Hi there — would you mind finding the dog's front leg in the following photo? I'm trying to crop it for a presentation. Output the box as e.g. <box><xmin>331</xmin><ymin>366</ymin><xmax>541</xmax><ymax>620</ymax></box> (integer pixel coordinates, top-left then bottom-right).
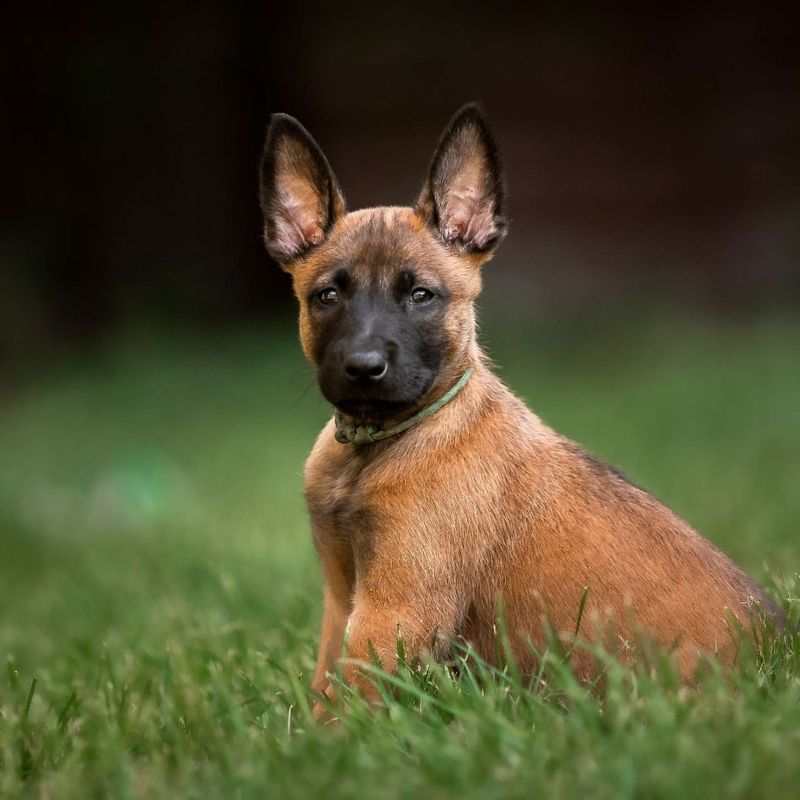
<box><xmin>311</xmin><ymin>584</ymin><xmax>350</xmax><ymax>694</ymax></box>
<box><xmin>311</xmin><ymin>539</ymin><xmax>354</xmax><ymax>695</ymax></box>
<box><xmin>339</xmin><ymin>587</ymin><xmax>462</xmax><ymax>705</ymax></box>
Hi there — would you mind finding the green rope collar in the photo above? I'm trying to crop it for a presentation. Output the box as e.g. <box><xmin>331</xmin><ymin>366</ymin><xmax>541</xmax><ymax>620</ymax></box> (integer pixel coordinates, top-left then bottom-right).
<box><xmin>334</xmin><ymin>367</ymin><xmax>474</xmax><ymax>445</ymax></box>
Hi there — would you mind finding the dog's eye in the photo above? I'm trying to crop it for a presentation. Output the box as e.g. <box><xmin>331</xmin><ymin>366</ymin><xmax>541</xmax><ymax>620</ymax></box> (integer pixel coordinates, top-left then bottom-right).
<box><xmin>410</xmin><ymin>287</ymin><xmax>435</xmax><ymax>304</ymax></box>
<box><xmin>317</xmin><ymin>287</ymin><xmax>339</xmax><ymax>306</ymax></box>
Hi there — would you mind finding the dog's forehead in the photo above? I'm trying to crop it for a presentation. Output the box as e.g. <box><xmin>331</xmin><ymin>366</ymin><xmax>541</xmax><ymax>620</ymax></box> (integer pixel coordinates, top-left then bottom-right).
<box><xmin>331</xmin><ymin>207</ymin><xmax>437</xmax><ymax>276</ymax></box>
<box><xmin>303</xmin><ymin>207</ymin><xmax>448</xmax><ymax>284</ymax></box>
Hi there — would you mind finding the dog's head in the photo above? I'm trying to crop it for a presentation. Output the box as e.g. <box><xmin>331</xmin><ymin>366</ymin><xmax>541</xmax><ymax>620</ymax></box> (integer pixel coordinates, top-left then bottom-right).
<box><xmin>259</xmin><ymin>104</ymin><xmax>506</xmax><ymax>425</ymax></box>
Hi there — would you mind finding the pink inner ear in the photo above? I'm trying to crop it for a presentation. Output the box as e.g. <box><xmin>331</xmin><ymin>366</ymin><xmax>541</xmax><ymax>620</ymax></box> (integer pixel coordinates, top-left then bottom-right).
<box><xmin>464</xmin><ymin>204</ymin><xmax>499</xmax><ymax>249</ymax></box>
<box><xmin>271</xmin><ymin>175</ymin><xmax>325</xmax><ymax>258</ymax></box>
<box><xmin>439</xmin><ymin>145</ymin><xmax>498</xmax><ymax>248</ymax></box>
<box><xmin>440</xmin><ymin>171</ymin><xmax>498</xmax><ymax>249</ymax></box>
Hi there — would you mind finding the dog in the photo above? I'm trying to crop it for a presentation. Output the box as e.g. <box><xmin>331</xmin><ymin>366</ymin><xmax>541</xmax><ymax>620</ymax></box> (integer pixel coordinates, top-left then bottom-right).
<box><xmin>259</xmin><ymin>103</ymin><xmax>781</xmax><ymax>709</ymax></box>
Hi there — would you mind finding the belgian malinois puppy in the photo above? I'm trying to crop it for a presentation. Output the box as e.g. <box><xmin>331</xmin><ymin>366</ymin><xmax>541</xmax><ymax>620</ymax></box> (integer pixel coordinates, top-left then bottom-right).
<box><xmin>259</xmin><ymin>104</ymin><xmax>780</xmax><ymax>708</ymax></box>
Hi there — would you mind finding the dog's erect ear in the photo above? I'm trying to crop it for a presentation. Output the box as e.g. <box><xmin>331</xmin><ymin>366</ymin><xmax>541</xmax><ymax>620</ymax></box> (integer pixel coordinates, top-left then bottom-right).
<box><xmin>259</xmin><ymin>114</ymin><xmax>345</xmax><ymax>266</ymax></box>
<box><xmin>416</xmin><ymin>103</ymin><xmax>507</xmax><ymax>254</ymax></box>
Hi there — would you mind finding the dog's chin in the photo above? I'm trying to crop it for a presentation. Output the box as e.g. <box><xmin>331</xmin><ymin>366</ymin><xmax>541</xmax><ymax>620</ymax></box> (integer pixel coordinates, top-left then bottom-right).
<box><xmin>332</xmin><ymin>397</ymin><xmax>417</xmax><ymax>425</ymax></box>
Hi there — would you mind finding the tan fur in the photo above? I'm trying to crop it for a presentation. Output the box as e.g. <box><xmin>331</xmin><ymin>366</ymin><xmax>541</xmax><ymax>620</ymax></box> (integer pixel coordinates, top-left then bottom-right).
<box><xmin>286</xmin><ymin>207</ymin><xmax>774</xmax><ymax>711</ymax></box>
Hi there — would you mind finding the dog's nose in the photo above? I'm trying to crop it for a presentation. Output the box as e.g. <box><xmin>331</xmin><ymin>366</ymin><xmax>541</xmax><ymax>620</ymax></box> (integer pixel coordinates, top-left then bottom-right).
<box><xmin>344</xmin><ymin>350</ymin><xmax>388</xmax><ymax>384</ymax></box>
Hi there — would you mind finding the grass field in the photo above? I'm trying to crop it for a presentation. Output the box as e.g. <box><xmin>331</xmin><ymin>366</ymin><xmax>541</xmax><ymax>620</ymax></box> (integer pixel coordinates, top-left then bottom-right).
<box><xmin>1</xmin><ymin>310</ymin><xmax>799</xmax><ymax>798</ymax></box>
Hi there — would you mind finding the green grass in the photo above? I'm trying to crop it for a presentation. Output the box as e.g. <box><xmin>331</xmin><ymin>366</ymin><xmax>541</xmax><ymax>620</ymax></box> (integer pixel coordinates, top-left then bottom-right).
<box><xmin>1</xmin><ymin>310</ymin><xmax>799</xmax><ymax>798</ymax></box>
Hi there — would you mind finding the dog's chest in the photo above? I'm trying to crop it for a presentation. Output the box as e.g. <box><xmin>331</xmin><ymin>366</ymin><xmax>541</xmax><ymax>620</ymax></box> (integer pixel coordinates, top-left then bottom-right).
<box><xmin>304</xmin><ymin>450</ymin><xmax>379</xmax><ymax>559</ymax></box>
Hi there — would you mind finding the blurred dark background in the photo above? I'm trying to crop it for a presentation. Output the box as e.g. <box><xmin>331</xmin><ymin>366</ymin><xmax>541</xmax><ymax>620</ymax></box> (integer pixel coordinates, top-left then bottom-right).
<box><xmin>2</xmin><ymin>1</ymin><xmax>799</xmax><ymax>358</ymax></box>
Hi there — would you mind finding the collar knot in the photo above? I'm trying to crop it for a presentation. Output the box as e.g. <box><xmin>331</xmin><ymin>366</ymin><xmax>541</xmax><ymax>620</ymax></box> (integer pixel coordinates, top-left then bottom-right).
<box><xmin>333</xmin><ymin>367</ymin><xmax>474</xmax><ymax>446</ymax></box>
<box><xmin>334</xmin><ymin>422</ymin><xmax>381</xmax><ymax>445</ymax></box>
